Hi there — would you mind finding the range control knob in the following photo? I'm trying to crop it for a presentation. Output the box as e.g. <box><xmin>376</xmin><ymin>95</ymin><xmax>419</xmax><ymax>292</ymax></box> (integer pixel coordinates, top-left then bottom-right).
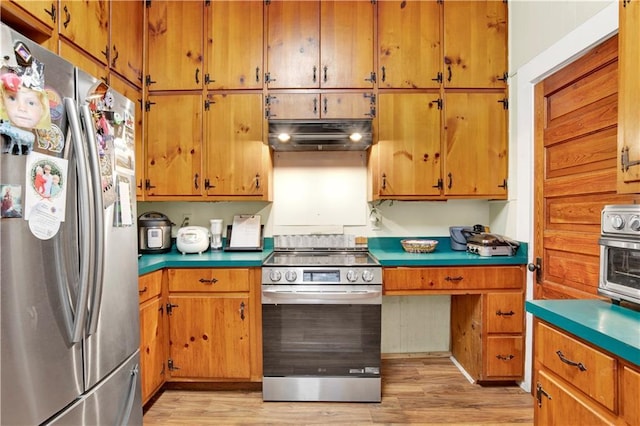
<box><xmin>362</xmin><ymin>270</ymin><xmax>375</xmax><ymax>282</ymax></box>
<box><xmin>268</xmin><ymin>270</ymin><xmax>282</xmax><ymax>282</ymax></box>
<box><xmin>285</xmin><ymin>270</ymin><xmax>297</xmax><ymax>282</ymax></box>
<box><xmin>610</xmin><ymin>214</ymin><xmax>625</xmax><ymax>230</ymax></box>
<box><xmin>630</xmin><ymin>215</ymin><xmax>640</xmax><ymax>232</ymax></box>
<box><xmin>346</xmin><ymin>270</ymin><xmax>359</xmax><ymax>282</ymax></box>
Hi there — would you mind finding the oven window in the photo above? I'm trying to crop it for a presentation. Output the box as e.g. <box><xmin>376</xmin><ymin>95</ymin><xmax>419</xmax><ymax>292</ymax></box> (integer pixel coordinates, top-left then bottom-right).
<box><xmin>262</xmin><ymin>304</ymin><xmax>381</xmax><ymax>377</ymax></box>
<box><xmin>606</xmin><ymin>247</ymin><xmax>640</xmax><ymax>291</ymax></box>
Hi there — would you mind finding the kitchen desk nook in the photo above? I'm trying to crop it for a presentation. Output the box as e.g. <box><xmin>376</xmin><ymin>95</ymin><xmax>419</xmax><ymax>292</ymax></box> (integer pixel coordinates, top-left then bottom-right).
<box><xmin>137</xmin><ymin>236</ymin><xmax>529</xmax><ymax>405</ymax></box>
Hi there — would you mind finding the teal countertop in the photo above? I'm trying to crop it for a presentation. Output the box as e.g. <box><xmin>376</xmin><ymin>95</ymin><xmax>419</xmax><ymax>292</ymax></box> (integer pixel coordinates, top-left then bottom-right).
<box><xmin>138</xmin><ymin>237</ymin><xmax>527</xmax><ymax>274</ymax></box>
<box><xmin>526</xmin><ymin>299</ymin><xmax>640</xmax><ymax>366</ymax></box>
<box><xmin>368</xmin><ymin>237</ymin><xmax>528</xmax><ymax>266</ymax></box>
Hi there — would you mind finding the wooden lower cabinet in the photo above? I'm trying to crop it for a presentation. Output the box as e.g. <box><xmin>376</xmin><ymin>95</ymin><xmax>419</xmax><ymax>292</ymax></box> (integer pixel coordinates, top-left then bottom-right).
<box><xmin>384</xmin><ymin>265</ymin><xmax>526</xmax><ymax>383</ymax></box>
<box><xmin>532</xmin><ymin>319</ymin><xmax>640</xmax><ymax>425</ymax></box>
<box><xmin>139</xmin><ymin>270</ymin><xmax>165</xmax><ymax>405</ymax></box>
<box><xmin>166</xmin><ymin>268</ymin><xmax>262</xmax><ymax>382</ymax></box>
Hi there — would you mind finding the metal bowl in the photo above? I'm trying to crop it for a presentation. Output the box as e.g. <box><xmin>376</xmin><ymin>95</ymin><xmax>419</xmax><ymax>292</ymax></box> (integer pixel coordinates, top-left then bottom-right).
<box><xmin>400</xmin><ymin>239</ymin><xmax>438</xmax><ymax>253</ymax></box>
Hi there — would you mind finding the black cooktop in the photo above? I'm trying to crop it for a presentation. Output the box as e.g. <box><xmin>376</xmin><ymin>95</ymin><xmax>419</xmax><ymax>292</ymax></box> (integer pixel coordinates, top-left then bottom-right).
<box><xmin>263</xmin><ymin>251</ymin><xmax>379</xmax><ymax>267</ymax></box>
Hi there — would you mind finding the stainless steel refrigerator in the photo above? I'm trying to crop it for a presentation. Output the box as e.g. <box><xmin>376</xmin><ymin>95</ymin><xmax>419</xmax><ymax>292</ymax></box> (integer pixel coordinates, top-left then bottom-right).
<box><xmin>1</xmin><ymin>23</ymin><xmax>142</xmax><ymax>425</ymax></box>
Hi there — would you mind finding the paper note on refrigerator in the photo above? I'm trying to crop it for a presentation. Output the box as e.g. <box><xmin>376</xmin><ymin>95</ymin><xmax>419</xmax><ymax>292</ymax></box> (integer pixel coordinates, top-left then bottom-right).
<box><xmin>229</xmin><ymin>215</ymin><xmax>261</xmax><ymax>248</ymax></box>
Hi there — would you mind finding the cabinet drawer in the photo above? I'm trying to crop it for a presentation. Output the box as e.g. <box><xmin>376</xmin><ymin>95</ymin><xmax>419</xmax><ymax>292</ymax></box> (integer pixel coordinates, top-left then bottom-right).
<box><xmin>486</xmin><ymin>336</ymin><xmax>524</xmax><ymax>378</ymax></box>
<box><xmin>384</xmin><ymin>266</ymin><xmax>524</xmax><ymax>292</ymax></box>
<box><xmin>535</xmin><ymin>321</ymin><xmax>616</xmax><ymax>412</ymax></box>
<box><xmin>168</xmin><ymin>268</ymin><xmax>250</xmax><ymax>292</ymax></box>
<box><xmin>485</xmin><ymin>292</ymin><xmax>524</xmax><ymax>333</ymax></box>
<box><xmin>139</xmin><ymin>270</ymin><xmax>163</xmax><ymax>303</ymax></box>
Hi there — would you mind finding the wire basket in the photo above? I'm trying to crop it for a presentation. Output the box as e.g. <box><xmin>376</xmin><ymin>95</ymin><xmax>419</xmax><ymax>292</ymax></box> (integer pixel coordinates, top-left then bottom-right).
<box><xmin>400</xmin><ymin>239</ymin><xmax>438</xmax><ymax>253</ymax></box>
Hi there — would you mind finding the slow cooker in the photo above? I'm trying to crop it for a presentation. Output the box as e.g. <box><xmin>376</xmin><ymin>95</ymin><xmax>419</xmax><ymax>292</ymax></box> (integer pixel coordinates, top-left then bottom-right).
<box><xmin>138</xmin><ymin>211</ymin><xmax>172</xmax><ymax>254</ymax></box>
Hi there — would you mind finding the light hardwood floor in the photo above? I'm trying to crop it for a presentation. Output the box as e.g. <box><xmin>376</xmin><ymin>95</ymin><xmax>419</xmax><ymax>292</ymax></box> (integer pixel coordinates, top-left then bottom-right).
<box><xmin>143</xmin><ymin>356</ymin><xmax>533</xmax><ymax>425</ymax></box>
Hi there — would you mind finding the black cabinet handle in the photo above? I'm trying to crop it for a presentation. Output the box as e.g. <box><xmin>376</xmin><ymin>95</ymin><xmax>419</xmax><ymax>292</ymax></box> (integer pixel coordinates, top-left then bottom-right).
<box><xmin>444</xmin><ymin>276</ymin><xmax>463</xmax><ymax>282</ymax></box>
<box><xmin>556</xmin><ymin>350</ymin><xmax>587</xmax><ymax>371</ymax></box>
<box><xmin>194</xmin><ymin>173</ymin><xmax>199</xmax><ymax>190</ymax></box>
<box><xmin>381</xmin><ymin>66</ymin><xmax>386</xmax><ymax>83</ymax></box>
<box><xmin>312</xmin><ymin>66</ymin><xmax>317</xmax><ymax>83</ymax></box>
<box><xmin>138</xmin><ymin>286</ymin><xmax>147</xmax><ymax>295</ymax></box>
<box><xmin>63</xmin><ymin>5</ymin><xmax>70</xmax><ymax>28</ymax></box>
<box><xmin>239</xmin><ymin>302</ymin><xmax>245</xmax><ymax>320</ymax></box>
<box><xmin>195</xmin><ymin>68</ymin><xmax>200</xmax><ymax>84</ymax></box>
<box><xmin>199</xmin><ymin>278</ymin><xmax>219</xmax><ymax>284</ymax></box>
<box><xmin>44</xmin><ymin>3</ymin><xmax>56</xmax><ymax>23</ymax></box>
<box><xmin>496</xmin><ymin>354</ymin><xmax>515</xmax><ymax>361</ymax></box>
<box><xmin>447</xmin><ymin>65</ymin><xmax>452</xmax><ymax>82</ymax></box>
<box><xmin>323</xmin><ymin>66</ymin><xmax>328</xmax><ymax>83</ymax></box>
<box><xmin>496</xmin><ymin>310</ymin><xmax>515</xmax><ymax>316</ymax></box>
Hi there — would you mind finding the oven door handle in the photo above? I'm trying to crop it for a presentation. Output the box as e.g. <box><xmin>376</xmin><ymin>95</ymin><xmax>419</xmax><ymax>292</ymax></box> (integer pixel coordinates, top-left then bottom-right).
<box><xmin>599</xmin><ymin>236</ymin><xmax>640</xmax><ymax>250</ymax></box>
<box><xmin>262</xmin><ymin>288</ymin><xmax>382</xmax><ymax>304</ymax></box>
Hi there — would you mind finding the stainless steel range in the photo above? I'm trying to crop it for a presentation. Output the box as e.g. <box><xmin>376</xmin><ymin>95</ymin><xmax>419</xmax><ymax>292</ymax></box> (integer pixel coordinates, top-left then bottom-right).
<box><xmin>599</xmin><ymin>205</ymin><xmax>640</xmax><ymax>305</ymax></box>
<box><xmin>261</xmin><ymin>236</ymin><xmax>382</xmax><ymax>402</ymax></box>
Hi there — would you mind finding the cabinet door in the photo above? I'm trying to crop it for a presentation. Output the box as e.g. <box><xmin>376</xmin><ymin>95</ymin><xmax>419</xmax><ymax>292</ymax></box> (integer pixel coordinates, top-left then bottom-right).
<box><xmin>59</xmin><ymin>40</ymin><xmax>108</xmax><ymax>83</ymax></box>
<box><xmin>267</xmin><ymin>92</ymin><xmax>374</xmax><ymax>119</ymax></box>
<box><xmin>147</xmin><ymin>0</ymin><xmax>204</xmax><ymax>91</ymax></box>
<box><xmin>617</xmin><ymin>0</ymin><xmax>640</xmax><ymax>193</ymax></box>
<box><xmin>443</xmin><ymin>0</ymin><xmax>507</xmax><ymax>89</ymax></box>
<box><xmin>535</xmin><ymin>370</ymin><xmax>617</xmax><ymax>426</ymax></box>
<box><xmin>139</xmin><ymin>297</ymin><xmax>165</xmax><ymax>404</ymax></box>
<box><xmin>320</xmin><ymin>0</ymin><xmax>374</xmax><ymax>89</ymax></box>
<box><xmin>322</xmin><ymin>92</ymin><xmax>375</xmax><ymax>119</ymax></box>
<box><xmin>377</xmin><ymin>93</ymin><xmax>442</xmax><ymax>197</ymax></box>
<box><xmin>168</xmin><ymin>295</ymin><xmax>251</xmax><ymax>379</ymax></box>
<box><xmin>267</xmin><ymin>93</ymin><xmax>319</xmax><ymax>119</ymax></box>
<box><xmin>8</xmin><ymin>0</ymin><xmax>57</xmax><ymax>30</ymax></box>
<box><xmin>378</xmin><ymin>0</ymin><xmax>441</xmax><ymax>89</ymax></box>
<box><xmin>59</xmin><ymin>0</ymin><xmax>109</xmax><ymax>65</ymax></box>
<box><xmin>205</xmin><ymin>93</ymin><xmax>265</xmax><ymax>197</ymax></box>
<box><xmin>485</xmin><ymin>336</ymin><xmax>523</xmax><ymax>378</ymax></box>
<box><xmin>108</xmin><ymin>74</ymin><xmax>144</xmax><ymax>199</ymax></box>
<box><xmin>443</xmin><ymin>92</ymin><xmax>507</xmax><ymax>198</ymax></box>
<box><xmin>145</xmin><ymin>93</ymin><xmax>203</xmax><ymax>197</ymax></box>
<box><xmin>621</xmin><ymin>364</ymin><xmax>640</xmax><ymax>425</ymax></box>
<box><xmin>484</xmin><ymin>292</ymin><xmax>523</xmax><ymax>334</ymax></box>
<box><xmin>266</xmin><ymin>0</ymin><xmax>319</xmax><ymax>89</ymax></box>
<box><xmin>207</xmin><ymin>0</ymin><xmax>263</xmax><ymax>90</ymax></box>
<box><xmin>110</xmin><ymin>0</ymin><xmax>143</xmax><ymax>87</ymax></box>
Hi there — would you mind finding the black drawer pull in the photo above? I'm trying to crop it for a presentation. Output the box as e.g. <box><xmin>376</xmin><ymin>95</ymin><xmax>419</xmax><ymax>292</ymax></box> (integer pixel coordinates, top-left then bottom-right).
<box><xmin>556</xmin><ymin>350</ymin><xmax>587</xmax><ymax>371</ymax></box>
<box><xmin>199</xmin><ymin>278</ymin><xmax>219</xmax><ymax>285</ymax></box>
<box><xmin>496</xmin><ymin>354</ymin><xmax>514</xmax><ymax>361</ymax></box>
<box><xmin>138</xmin><ymin>286</ymin><xmax>148</xmax><ymax>295</ymax></box>
<box><xmin>496</xmin><ymin>310</ymin><xmax>515</xmax><ymax>316</ymax></box>
<box><xmin>444</xmin><ymin>276</ymin><xmax>463</xmax><ymax>282</ymax></box>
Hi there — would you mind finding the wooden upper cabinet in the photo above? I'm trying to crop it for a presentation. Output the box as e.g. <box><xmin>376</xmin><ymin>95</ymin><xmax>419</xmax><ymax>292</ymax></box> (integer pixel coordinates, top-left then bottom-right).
<box><xmin>320</xmin><ymin>0</ymin><xmax>375</xmax><ymax>89</ymax></box>
<box><xmin>266</xmin><ymin>0</ymin><xmax>319</xmax><ymax>88</ymax></box>
<box><xmin>377</xmin><ymin>93</ymin><xmax>442</xmax><ymax>198</ymax></box>
<box><xmin>6</xmin><ymin>1</ymin><xmax>57</xmax><ymax>32</ymax></box>
<box><xmin>110</xmin><ymin>0</ymin><xmax>144</xmax><ymax>88</ymax></box>
<box><xmin>145</xmin><ymin>93</ymin><xmax>203</xmax><ymax>197</ymax></box>
<box><xmin>617</xmin><ymin>0</ymin><xmax>640</xmax><ymax>193</ymax></box>
<box><xmin>267</xmin><ymin>92</ymin><xmax>374</xmax><ymax>119</ymax></box>
<box><xmin>443</xmin><ymin>92</ymin><xmax>508</xmax><ymax>198</ymax></box>
<box><xmin>147</xmin><ymin>0</ymin><xmax>204</xmax><ymax>91</ymax></box>
<box><xmin>266</xmin><ymin>0</ymin><xmax>374</xmax><ymax>89</ymax></box>
<box><xmin>443</xmin><ymin>0</ymin><xmax>507</xmax><ymax>89</ymax></box>
<box><xmin>204</xmin><ymin>93</ymin><xmax>266</xmax><ymax>197</ymax></box>
<box><xmin>378</xmin><ymin>0</ymin><xmax>441</xmax><ymax>89</ymax></box>
<box><xmin>207</xmin><ymin>0</ymin><xmax>263</xmax><ymax>90</ymax></box>
<box><xmin>58</xmin><ymin>0</ymin><xmax>109</xmax><ymax>65</ymax></box>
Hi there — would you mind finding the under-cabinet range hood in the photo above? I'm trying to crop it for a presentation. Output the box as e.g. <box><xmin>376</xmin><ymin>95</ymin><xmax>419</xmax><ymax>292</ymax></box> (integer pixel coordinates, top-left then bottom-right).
<box><xmin>268</xmin><ymin>119</ymin><xmax>373</xmax><ymax>151</ymax></box>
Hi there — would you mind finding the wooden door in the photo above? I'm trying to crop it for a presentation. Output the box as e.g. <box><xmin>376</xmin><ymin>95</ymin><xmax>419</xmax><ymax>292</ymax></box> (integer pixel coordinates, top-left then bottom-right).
<box><xmin>205</xmin><ymin>93</ymin><xmax>265</xmax><ymax>197</ymax></box>
<box><xmin>146</xmin><ymin>93</ymin><xmax>203</xmax><ymax>197</ymax></box>
<box><xmin>617</xmin><ymin>0</ymin><xmax>640</xmax><ymax>193</ymax></box>
<box><xmin>168</xmin><ymin>295</ymin><xmax>251</xmax><ymax>379</ymax></box>
<box><xmin>378</xmin><ymin>0</ymin><xmax>441</xmax><ymax>89</ymax></box>
<box><xmin>59</xmin><ymin>0</ymin><xmax>109</xmax><ymax>65</ymax></box>
<box><xmin>443</xmin><ymin>0</ymin><xmax>507</xmax><ymax>89</ymax></box>
<box><xmin>443</xmin><ymin>92</ymin><xmax>507</xmax><ymax>198</ymax></box>
<box><xmin>320</xmin><ymin>0</ymin><xmax>374</xmax><ymax>89</ymax></box>
<box><xmin>207</xmin><ymin>0</ymin><xmax>263</xmax><ymax>90</ymax></box>
<box><xmin>139</xmin><ymin>297</ymin><xmax>165</xmax><ymax>404</ymax></box>
<box><xmin>377</xmin><ymin>93</ymin><xmax>441</xmax><ymax>198</ymax></box>
<box><xmin>110</xmin><ymin>0</ymin><xmax>143</xmax><ymax>87</ymax></box>
<box><xmin>147</xmin><ymin>0</ymin><xmax>204</xmax><ymax>91</ymax></box>
<box><xmin>266</xmin><ymin>0</ymin><xmax>319</xmax><ymax>89</ymax></box>
<box><xmin>532</xmin><ymin>34</ymin><xmax>639</xmax><ymax>300</ymax></box>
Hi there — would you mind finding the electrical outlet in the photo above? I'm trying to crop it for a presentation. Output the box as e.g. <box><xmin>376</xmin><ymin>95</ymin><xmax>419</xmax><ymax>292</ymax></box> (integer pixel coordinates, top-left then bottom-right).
<box><xmin>181</xmin><ymin>214</ymin><xmax>190</xmax><ymax>227</ymax></box>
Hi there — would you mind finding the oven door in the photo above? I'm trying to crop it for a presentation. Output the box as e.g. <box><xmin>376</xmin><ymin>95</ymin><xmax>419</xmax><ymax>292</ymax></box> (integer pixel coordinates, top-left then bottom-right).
<box><xmin>599</xmin><ymin>237</ymin><xmax>640</xmax><ymax>305</ymax></box>
<box><xmin>261</xmin><ymin>285</ymin><xmax>381</xmax><ymax>378</ymax></box>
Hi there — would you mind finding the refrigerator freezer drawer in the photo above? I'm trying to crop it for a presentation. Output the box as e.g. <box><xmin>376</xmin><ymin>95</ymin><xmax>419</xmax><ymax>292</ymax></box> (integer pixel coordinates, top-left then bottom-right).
<box><xmin>45</xmin><ymin>350</ymin><xmax>143</xmax><ymax>425</ymax></box>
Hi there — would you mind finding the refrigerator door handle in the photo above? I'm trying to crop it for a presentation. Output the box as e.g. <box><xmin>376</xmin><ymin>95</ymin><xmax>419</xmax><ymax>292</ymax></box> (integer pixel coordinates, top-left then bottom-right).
<box><xmin>80</xmin><ymin>104</ymin><xmax>106</xmax><ymax>335</ymax></box>
<box><xmin>63</xmin><ymin>97</ymin><xmax>93</xmax><ymax>343</ymax></box>
<box><xmin>116</xmin><ymin>363</ymin><xmax>140</xmax><ymax>426</ymax></box>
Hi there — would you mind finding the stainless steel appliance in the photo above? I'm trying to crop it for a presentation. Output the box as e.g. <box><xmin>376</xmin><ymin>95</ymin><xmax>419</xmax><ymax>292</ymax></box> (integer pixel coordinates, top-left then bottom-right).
<box><xmin>1</xmin><ymin>24</ymin><xmax>142</xmax><ymax>425</ymax></box>
<box><xmin>466</xmin><ymin>233</ymin><xmax>521</xmax><ymax>257</ymax></box>
<box><xmin>261</xmin><ymin>238</ymin><xmax>382</xmax><ymax>402</ymax></box>
<box><xmin>138</xmin><ymin>211</ymin><xmax>172</xmax><ymax>253</ymax></box>
<box><xmin>268</xmin><ymin>119</ymin><xmax>373</xmax><ymax>151</ymax></box>
<box><xmin>598</xmin><ymin>204</ymin><xmax>640</xmax><ymax>305</ymax></box>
